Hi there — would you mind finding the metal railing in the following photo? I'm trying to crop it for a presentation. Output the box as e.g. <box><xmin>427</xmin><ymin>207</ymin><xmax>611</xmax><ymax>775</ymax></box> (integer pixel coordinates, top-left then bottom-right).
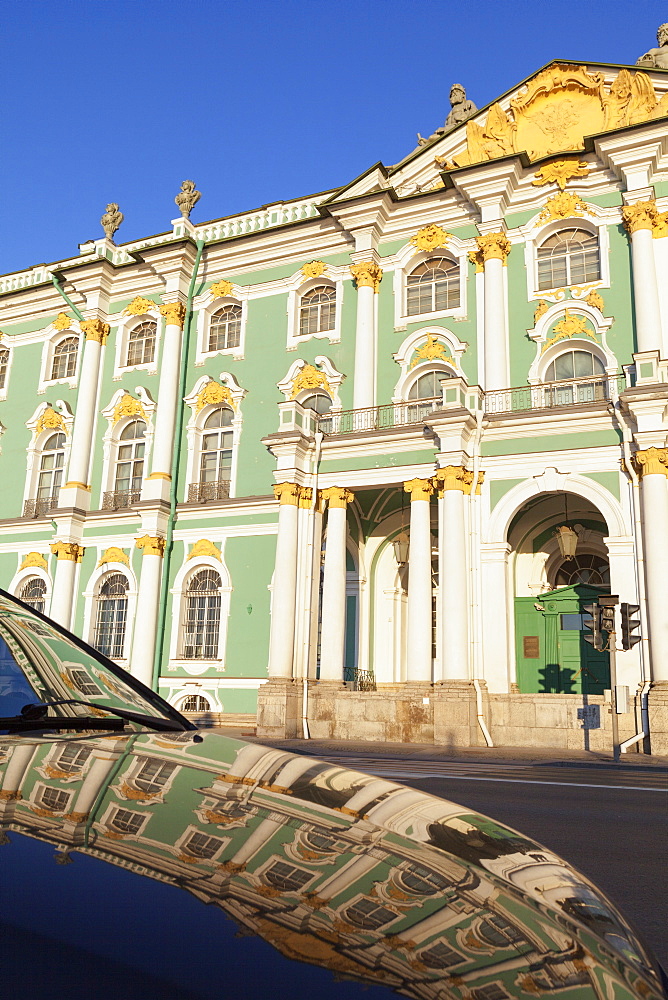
<box><xmin>484</xmin><ymin>374</ymin><xmax>626</xmax><ymax>416</ymax></box>
<box><xmin>187</xmin><ymin>479</ymin><xmax>231</xmax><ymax>503</ymax></box>
<box><xmin>23</xmin><ymin>496</ymin><xmax>60</xmax><ymax>518</ymax></box>
<box><xmin>317</xmin><ymin>398</ymin><xmax>442</xmax><ymax>435</ymax></box>
<box><xmin>343</xmin><ymin>667</ymin><xmax>377</xmax><ymax>692</ymax></box>
<box><xmin>102</xmin><ymin>489</ymin><xmax>141</xmax><ymax>511</ymax></box>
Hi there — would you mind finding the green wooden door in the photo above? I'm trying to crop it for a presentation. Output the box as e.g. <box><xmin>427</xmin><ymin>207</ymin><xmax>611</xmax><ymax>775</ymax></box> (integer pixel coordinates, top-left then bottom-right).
<box><xmin>515</xmin><ymin>584</ymin><xmax>609</xmax><ymax>694</ymax></box>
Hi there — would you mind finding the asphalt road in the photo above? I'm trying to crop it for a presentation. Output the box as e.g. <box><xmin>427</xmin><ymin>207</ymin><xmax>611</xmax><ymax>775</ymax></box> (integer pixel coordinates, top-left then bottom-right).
<box><xmin>306</xmin><ymin>754</ymin><xmax>668</xmax><ymax>972</ymax></box>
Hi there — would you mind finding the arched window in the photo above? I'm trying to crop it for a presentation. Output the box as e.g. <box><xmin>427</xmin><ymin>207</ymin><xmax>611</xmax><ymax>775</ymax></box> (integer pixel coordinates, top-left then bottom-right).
<box><xmin>299</xmin><ymin>286</ymin><xmax>336</xmax><ymax>336</ymax></box>
<box><xmin>196</xmin><ymin>407</ymin><xmax>233</xmax><ymax>501</ymax></box>
<box><xmin>180</xmin><ymin>693</ymin><xmax>210</xmax><ymax>713</ymax></box>
<box><xmin>554</xmin><ymin>554</ymin><xmax>610</xmax><ymax>588</ymax></box>
<box><xmin>36</xmin><ymin>432</ymin><xmax>66</xmax><ymax>503</ymax></box>
<box><xmin>93</xmin><ymin>573</ymin><xmax>129</xmax><ymax>659</ymax></box>
<box><xmin>406</xmin><ymin>368</ymin><xmax>454</xmax><ymax>420</ymax></box>
<box><xmin>345</xmin><ymin>899</ymin><xmax>396</xmax><ymax>930</ymax></box>
<box><xmin>209</xmin><ymin>305</ymin><xmax>242</xmax><ymax>352</ymax></box>
<box><xmin>301</xmin><ymin>392</ymin><xmax>332</xmax><ymax>415</ymax></box>
<box><xmin>125</xmin><ymin>322</ymin><xmax>156</xmax><ymax>367</ymax></box>
<box><xmin>543</xmin><ymin>349</ymin><xmax>606</xmax><ymax>405</ymax></box>
<box><xmin>114</xmin><ymin>420</ymin><xmax>146</xmax><ymax>501</ymax></box>
<box><xmin>18</xmin><ymin>577</ymin><xmax>47</xmax><ymax>613</ymax></box>
<box><xmin>396</xmin><ymin>864</ymin><xmax>451</xmax><ymax>895</ymax></box>
<box><xmin>51</xmin><ymin>337</ymin><xmax>79</xmax><ymax>380</ymax></box>
<box><xmin>181</xmin><ymin>569</ymin><xmax>222</xmax><ymax>659</ymax></box>
<box><xmin>544</xmin><ymin>349</ymin><xmax>605</xmax><ymax>382</ymax></box>
<box><xmin>407</xmin><ymin>259</ymin><xmax>460</xmax><ymax>315</ymax></box>
<box><xmin>0</xmin><ymin>348</ymin><xmax>9</xmax><ymax>389</ymax></box>
<box><xmin>537</xmin><ymin>229</ymin><xmax>600</xmax><ymax>291</ymax></box>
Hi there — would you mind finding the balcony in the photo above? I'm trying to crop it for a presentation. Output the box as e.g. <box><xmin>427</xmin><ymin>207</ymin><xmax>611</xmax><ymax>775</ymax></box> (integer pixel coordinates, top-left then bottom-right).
<box><xmin>102</xmin><ymin>489</ymin><xmax>141</xmax><ymax>511</ymax></box>
<box><xmin>23</xmin><ymin>496</ymin><xmax>59</xmax><ymax>518</ymax></box>
<box><xmin>317</xmin><ymin>397</ymin><xmax>443</xmax><ymax>436</ymax></box>
<box><xmin>484</xmin><ymin>374</ymin><xmax>626</xmax><ymax>416</ymax></box>
<box><xmin>187</xmin><ymin>479</ymin><xmax>231</xmax><ymax>503</ymax></box>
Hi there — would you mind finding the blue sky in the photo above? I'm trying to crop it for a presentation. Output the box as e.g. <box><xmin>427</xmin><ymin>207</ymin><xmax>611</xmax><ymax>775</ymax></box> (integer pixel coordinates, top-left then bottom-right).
<box><xmin>0</xmin><ymin>0</ymin><xmax>665</xmax><ymax>275</ymax></box>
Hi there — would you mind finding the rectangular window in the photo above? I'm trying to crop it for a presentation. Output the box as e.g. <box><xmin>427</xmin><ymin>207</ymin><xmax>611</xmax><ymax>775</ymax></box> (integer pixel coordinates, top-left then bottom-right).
<box><xmin>40</xmin><ymin>787</ymin><xmax>70</xmax><ymax>812</ymax></box>
<box><xmin>111</xmin><ymin>808</ymin><xmax>145</xmax><ymax>835</ymax></box>
<box><xmin>183</xmin><ymin>831</ymin><xmax>224</xmax><ymax>859</ymax></box>
<box><xmin>134</xmin><ymin>758</ymin><xmax>176</xmax><ymax>794</ymax></box>
<box><xmin>56</xmin><ymin>744</ymin><xmax>92</xmax><ymax>773</ymax></box>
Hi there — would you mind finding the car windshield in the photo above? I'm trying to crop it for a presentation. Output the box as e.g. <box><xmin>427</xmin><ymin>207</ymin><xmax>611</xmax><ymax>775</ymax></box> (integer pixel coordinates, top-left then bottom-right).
<box><xmin>0</xmin><ymin>591</ymin><xmax>178</xmax><ymax>729</ymax></box>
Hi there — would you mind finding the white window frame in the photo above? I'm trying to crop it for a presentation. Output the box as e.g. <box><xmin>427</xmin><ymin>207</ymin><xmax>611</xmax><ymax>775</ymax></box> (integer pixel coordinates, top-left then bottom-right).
<box><xmin>10</xmin><ymin>566</ymin><xmax>52</xmax><ymax>616</ymax></box>
<box><xmin>174</xmin><ymin>825</ymin><xmax>228</xmax><ymax>862</ymax></box>
<box><xmin>526</xmin><ymin>300</ymin><xmax>616</xmax><ymax>385</ymax></box>
<box><xmin>30</xmin><ymin>782</ymin><xmax>73</xmax><ymax>815</ymax></box>
<box><xmin>168</xmin><ymin>555</ymin><xmax>232</xmax><ymax>674</ymax></box>
<box><xmin>194</xmin><ymin>290</ymin><xmax>248</xmax><ymax>363</ymax></box>
<box><xmin>100</xmin><ymin>804</ymin><xmax>150</xmax><ymax>838</ymax></box>
<box><xmin>287</xmin><ymin>276</ymin><xmax>343</xmax><ymax>349</ymax></box>
<box><xmin>523</xmin><ymin>214</ymin><xmax>611</xmax><ymax>302</ymax></box>
<box><xmin>38</xmin><ymin>325</ymin><xmax>83</xmax><ymax>392</ymax></box>
<box><xmin>98</xmin><ymin>388</ymin><xmax>156</xmax><ymax>508</ymax></box>
<box><xmin>23</xmin><ymin>403</ymin><xmax>75</xmax><ymax>511</ymax></box>
<box><xmin>112</xmin><ymin>308</ymin><xmax>162</xmax><ymax>378</ymax></box>
<box><xmin>0</xmin><ymin>342</ymin><xmax>12</xmax><ymax>400</ymax></box>
<box><xmin>184</xmin><ymin>375</ymin><xmax>245</xmax><ymax>501</ymax></box>
<box><xmin>392</xmin><ymin>242</ymin><xmax>468</xmax><ymax>329</ymax></box>
<box><xmin>83</xmin><ymin>564</ymin><xmax>138</xmax><ymax>668</ymax></box>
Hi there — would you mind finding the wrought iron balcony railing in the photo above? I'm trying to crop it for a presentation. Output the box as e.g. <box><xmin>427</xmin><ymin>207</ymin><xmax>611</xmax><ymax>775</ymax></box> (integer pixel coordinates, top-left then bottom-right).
<box><xmin>317</xmin><ymin>398</ymin><xmax>442</xmax><ymax>435</ymax></box>
<box><xmin>102</xmin><ymin>489</ymin><xmax>141</xmax><ymax>511</ymax></box>
<box><xmin>23</xmin><ymin>496</ymin><xmax>60</xmax><ymax>518</ymax></box>
<box><xmin>187</xmin><ymin>479</ymin><xmax>231</xmax><ymax>503</ymax></box>
<box><xmin>343</xmin><ymin>666</ymin><xmax>377</xmax><ymax>692</ymax></box>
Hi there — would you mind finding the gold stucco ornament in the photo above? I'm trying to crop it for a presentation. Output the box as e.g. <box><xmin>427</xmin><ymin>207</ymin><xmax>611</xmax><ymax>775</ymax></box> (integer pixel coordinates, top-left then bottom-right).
<box><xmin>160</xmin><ymin>302</ymin><xmax>186</xmax><ymax>328</ymax></box>
<box><xmin>196</xmin><ymin>380</ymin><xmax>235</xmax><ymax>411</ymax></box>
<box><xmin>210</xmin><ymin>279</ymin><xmax>234</xmax><ymax>299</ymax></box>
<box><xmin>533</xmin><ymin>300</ymin><xmax>549</xmax><ymax>323</ymax></box>
<box><xmin>321</xmin><ymin>487</ymin><xmax>354</xmax><ymax>509</ymax></box>
<box><xmin>542</xmin><ymin>310</ymin><xmax>597</xmax><ymax>352</ymax></box>
<box><xmin>654</xmin><ymin>211</ymin><xmax>668</xmax><ymax>238</ymax></box>
<box><xmin>135</xmin><ymin>535</ymin><xmax>166</xmax><ymax>558</ymax></box>
<box><xmin>349</xmin><ymin>261</ymin><xmax>383</xmax><ymax>292</ymax></box>
<box><xmin>633</xmin><ymin>447</ymin><xmax>668</xmax><ymax>479</ymax></box>
<box><xmin>409</xmin><ymin>335</ymin><xmax>455</xmax><ymax>369</ymax></box>
<box><xmin>290</xmin><ymin>363</ymin><xmax>332</xmax><ymax>399</ymax></box>
<box><xmin>53</xmin><ymin>312</ymin><xmax>73</xmax><ymax>331</ymax></box>
<box><xmin>80</xmin><ymin>318</ymin><xmax>110</xmax><ymax>344</ymax></box>
<box><xmin>475</xmin><ymin>232</ymin><xmax>511</xmax><ymax>263</ymax></box>
<box><xmin>404</xmin><ymin>478</ymin><xmax>434</xmax><ymax>502</ymax></box>
<box><xmin>622</xmin><ymin>200</ymin><xmax>659</xmax><ymax>234</ymax></box>
<box><xmin>50</xmin><ymin>542</ymin><xmax>84</xmax><ymax>562</ymax></box>
<box><xmin>467</xmin><ymin>249</ymin><xmax>484</xmax><ymax>273</ymax></box>
<box><xmin>97</xmin><ymin>547</ymin><xmax>129</xmax><ymax>567</ymax></box>
<box><xmin>409</xmin><ymin>224</ymin><xmax>451</xmax><ymax>253</ymax></box>
<box><xmin>585</xmin><ymin>290</ymin><xmax>604</xmax><ymax>311</ymax></box>
<box><xmin>19</xmin><ymin>552</ymin><xmax>48</xmax><ymax>571</ymax></box>
<box><xmin>538</xmin><ymin>192</ymin><xmax>589</xmax><ymax>223</ymax></box>
<box><xmin>36</xmin><ymin>407</ymin><xmax>66</xmax><ymax>435</ymax></box>
<box><xmin>187</xmin><ymin>539</ymin><xmax>222</xmax><ymax>561</ymax></box>
<box><xmin>532</xmin><ymin>159</ymin><xmax>589</xmax><ymax>190</ymax></box>
<box><xmin>300</xmin><ymin>261</ymin><xmax>327</xmax><ymax>279</ymax></box>
<box><xmin>113</xmin><ymin>392</ymin><xmax>146</xmax><ymax>424</ymax></box>
<box><xmin>125</xmin><ymin>296</ymin><xmax>156</xmax><ymax>316</ymax></box>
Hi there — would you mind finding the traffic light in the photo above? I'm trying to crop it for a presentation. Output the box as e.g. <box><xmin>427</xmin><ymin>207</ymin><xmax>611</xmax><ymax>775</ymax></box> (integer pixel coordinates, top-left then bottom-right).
<box><xmin>583</xmin><ymin>603</ymin><xmax>603</xmax><ymax>651</ymax></box>
<box><xmin>620</xmin><ymin>603</ymin><xmax>641</xmax><ymax>650</ymax></box>
<box><xmin>600</xmin><ymin>604</ymin><xmax>616</xmax><ymax>634</ymax></box>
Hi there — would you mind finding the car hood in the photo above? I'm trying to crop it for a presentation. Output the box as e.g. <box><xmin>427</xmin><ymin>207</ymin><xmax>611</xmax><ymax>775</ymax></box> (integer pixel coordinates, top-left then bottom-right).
<box><xmin>0</xmin><ymin>729</ymin><xmax>665</xmax><ymax>1000</ymax></box>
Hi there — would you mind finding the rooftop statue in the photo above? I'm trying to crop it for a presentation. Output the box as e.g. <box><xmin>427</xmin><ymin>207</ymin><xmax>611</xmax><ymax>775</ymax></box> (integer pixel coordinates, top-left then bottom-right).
<box><xmin>100</xmin><ymin>203</ymin><xmax>123</xmax><ymax>241</ymax></box>
<box><xmin>175</xmin><ymin>179</ymin><xmax>201</xmax><ymax>220</ymax></box>
<box><xmin>636</xmin><ymin>23</ymin><xmax>668</xmax><ymax>69</ymax></box>
<box><xmin>417</xmin><ymin>84</ymin><xmax>478</xmax><ymax>146</ymax></box>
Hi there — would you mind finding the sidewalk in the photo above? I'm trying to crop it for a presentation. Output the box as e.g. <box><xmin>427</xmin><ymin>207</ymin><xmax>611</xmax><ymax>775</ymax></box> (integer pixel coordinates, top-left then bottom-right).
<box><xmin>211</xmin><ymin>726</ymin><xmax>668</xmax><ymax>772</ymax></box>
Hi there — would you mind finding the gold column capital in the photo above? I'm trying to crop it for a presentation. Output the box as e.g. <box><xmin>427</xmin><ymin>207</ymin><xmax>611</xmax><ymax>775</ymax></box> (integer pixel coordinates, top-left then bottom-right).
<box><xmin>633</xmin><ymin>447</ymin><xmax>668</xmax><ymax>478</ymax></box>
<box><xmin>298</xmin><ymin>486</ymin><xmax>313</xmax><ymax>509</ymax></box>
<box><xmin>476</xmin><ymin>232</ymin><xmax>511</xmax><ymax>264</ymax></box>
<box><xmin>80</xmin><ymin>317</ymin><xmax>110</xmax><ymax>344</ymax></box>
<box><xmin>160</xmin><ymin>301</ymin><xmax>186</xmax><ymax>328</ymax></box>
<box><xmin>434</xmin><ymin>465</ymin><xmax>473</xmax><ymax>493</ymax></box>
<box><xmin>273</xmin><ymin>482</ymin><xmax>300</xmax><ymax>506</ymax></box>
<box><xmin>321</xmin><ymin>486</ymin><xmax>354</xmax><ymax>509</ymax></box>
<box><xmin>135</xmin><ymin>535</ymin><xmax>166</xmax><ymax>557</ymax></box>
<box><xmin>50</xmin><ymin>542</ymin><xmax>85</xmax><ymax>562</ymax></box>
<box><xmin>622</xmin><ymin>200</ymin><xmax>658</xmax><ymax>234</ymax></box>
<box><xmin>467</xmin><ymin>249</ymin><xmax>484</xmax><ymax>273</ymax></box>
<box><xmin>404</xmin><ymin>478</ymin><xmax>434</xmax><ymax>502</ymax></box>
<box><xmin>350</xmin><ymin>260</ymin><xmax>383</xmax><ymax>292</ymax></box>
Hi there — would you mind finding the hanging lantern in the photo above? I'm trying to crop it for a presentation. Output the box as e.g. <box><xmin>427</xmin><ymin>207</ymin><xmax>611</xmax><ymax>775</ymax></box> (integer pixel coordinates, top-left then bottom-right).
<box><xmin>555</xmin><ymin>524</ymin><xmax>578</xmax><ymax>560</ymax></box>
<box><xmin>393</xmin><ymin>532</ymin><xmax>409</xmax><ymax>566</ymax></box>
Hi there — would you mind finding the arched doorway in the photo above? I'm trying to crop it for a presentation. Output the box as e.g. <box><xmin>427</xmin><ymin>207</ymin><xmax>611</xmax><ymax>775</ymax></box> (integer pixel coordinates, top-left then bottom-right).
<box><xmin>510</xmin><ymin>492</ymin><xmax>611</xmax><ymax>694</ymax></box>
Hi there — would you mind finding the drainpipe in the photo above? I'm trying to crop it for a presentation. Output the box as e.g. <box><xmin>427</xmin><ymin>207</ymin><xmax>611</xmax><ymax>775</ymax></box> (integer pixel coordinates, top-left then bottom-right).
<box><xmin>50</xmin><ymin>275</ymin><xmax>85</xmax><ymax>322</ymax></box>
<box><xmin>470</xmin><ymin>406</ymin><xmax>493</xmax><ymax>747</ymax></box>
<box><xmin>609</xmin><ymin>400</ymin><xmax>650</xmax><ymax>753</ymax></box>
<box><xmin>151</xmin><ymin>239</ymin><xmax>205</xmax><ymax>690</ymax></box>
<box><xmin>302</xmin><ymin>428</ymin><xmax>324</xmax><ymax>739</ymax></box>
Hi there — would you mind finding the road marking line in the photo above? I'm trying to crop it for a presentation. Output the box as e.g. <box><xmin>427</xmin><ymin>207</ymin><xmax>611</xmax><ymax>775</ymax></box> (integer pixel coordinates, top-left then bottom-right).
<box><xmin>353</xmin><ymin>770</ymin><xmax>667</xmax><ymax>792</ymax></box>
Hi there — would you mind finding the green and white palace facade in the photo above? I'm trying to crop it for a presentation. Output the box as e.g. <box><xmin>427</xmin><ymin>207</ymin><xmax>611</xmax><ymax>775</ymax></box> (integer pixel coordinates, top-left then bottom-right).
<box><xmin>1</xmin><ymin>56</ymin><xmax>668</xmax><ymax>751</ymax></box>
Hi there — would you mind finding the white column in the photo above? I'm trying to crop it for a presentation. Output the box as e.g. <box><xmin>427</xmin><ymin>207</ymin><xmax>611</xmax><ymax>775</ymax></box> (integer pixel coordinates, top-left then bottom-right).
<box><xmin>319</xmin><ymin>488</ymin><xmax>353</xmax><ymax>682</ymax></box>
<box><xmin>480</xmin><ymin>542</ymin><xmax>511</xmax><ymax>693</ymax></box>
<box><xmin>64</xmin><ymin>319</ymin><xmax>108</xmax><ymax>489</ymax></box>
<box><xmin>130</xmin><ymin>535</ymin><xmax>165</xmax><ymax>687</ymax></box>
<box><xmin>405</xmin><ymin>478</ymin><xmax>434</xmax><ymax>683</ymax></box>
<box><xmin>230</xmin><ymin>816</ymin><xmax>283</xmax><ymax>867</ymax></box>
<box><xmin>636</xmin><ymin>449</ymin><xmax>668</xmax><ymax>681</ymax></box>
<box><xmin>267</xmin><ymin>483</ymin><xmax>300</xmax><ymax>679</ymax></box>
<box><xmin>49</xmin><ymin>543</ymin><xmax>84</xmax><ymax>629</ymax></box>
<box><xmin>477</xmin><ymin>233</ymin><xmax>510</xmax><ymax>391</ymax></box>
<box><xmin>436</xmin><ymin>467</ymin><xmax>470</xmax><ymax>680</ymax></box>
<box><xmin>0</xmin><ymin>744</ymin><xmax>38</xmax><ymax>796</ymax></box>
<box><xmin>67</xmin><ymin>747</ymin><xmax>123</xmax><ymax>821</ymax></box>
<box><xmin>350</xmin><ymin>261</ymin><xmax>382</xmax><ymax>410</ymax></box>
<box><xmin>149</xmin><ymin>302</ymin><xmax>186</xmax><ymax>481</ymax></box>
<box><xmin>623</xmin><ymin>203</ymin><xmax>662</xmax><ymax>353</ymax></box>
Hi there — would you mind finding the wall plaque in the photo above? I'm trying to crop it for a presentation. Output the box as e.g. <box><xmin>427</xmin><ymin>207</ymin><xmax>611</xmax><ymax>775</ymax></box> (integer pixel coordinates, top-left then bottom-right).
<box><xmin>523</xmin><ymin>636</ymin><xmax>540</xmax><ymax>658</ymax></box>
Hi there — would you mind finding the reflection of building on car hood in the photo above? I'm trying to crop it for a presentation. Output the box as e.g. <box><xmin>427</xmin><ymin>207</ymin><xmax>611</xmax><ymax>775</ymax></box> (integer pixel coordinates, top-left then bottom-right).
<box><xmin>0</xmin><ymin>732</ymin><xmax>662</xmax><ymax>1000</ymax></box>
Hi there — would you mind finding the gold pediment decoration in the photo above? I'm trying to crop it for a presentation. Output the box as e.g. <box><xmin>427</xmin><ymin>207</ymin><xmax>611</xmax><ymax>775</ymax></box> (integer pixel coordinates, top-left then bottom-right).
<box><xmin>409</xmin><ymin>224</ymin><xmax>451</xmax><ymax>253</ymax></box>
<box><xmin>97</xmin><ymin>546</ymin><xmax>129</xmax><ymax>567</ymax></box>
<box><xmin>300</xmin><ymin>261</ymin><xmax>327</xmax><ymax>279</ymax></box>
<box><xmin>290</xmin><ymin>363</ymin><xmax>332</xmax><ymax>399</ymax></box>
<box><xmin>210</xmin><ymin>279</ymin><xmax>234</xmax><ymax>299</ymax></box>
<box><xmin>196</xmin><ymin>380</ymin><xmax>235</xmax><ymax>411</ymax></box>
<box><xmin>585</xmin><ymin>289</ymin><xmax>604</xmax><ymax>311</ymax></box>
<box><xmin>187</xmin><ymin>539</ymin><xmax>222</xmax><ymax>561</ymax></box>
<box><xmin>537</xmin><ymin>191</ymin><xmax>589</xmax><ymax>223</ymax></box>
<box><xmin>124</xmin><ymin>296</ymin><xmax>157</xmax><ymax>316</ymax></box>
<box><xmin>53</xmin><ymin>312</ymin><xmax>73</xmax><ymax>331</ymax></box>
<box><xmin>542</xmin><ymin>310</ymin><xmax>598</xmax><ymax>352</ymax></box>
<box><xmin>533</xmin><ymin>300</ymin><xmax>549</xmax><ymax>322</ymax></box>
<box><xmin>113</xmin><ymin>392</ymin><xmax>146</xmax><ymax>424</ymax></box>
<box><xmin>409</xmin><ymin>335</ymin><xmax>455</xmax><ymax>369</ymax></box>
<box><xmin>36</xmin><ymin>407</ymin><xmax>66</xmax><ymax>434</ymax></box>
<box><xmin>532</xmin><ymin>159</ymin><xmax>589</xmax><ymax>190</ymax></box>
<box><xmin>448</xmin><ymin>64</ymin><xmax>668</xmax><ymax>169</ymax></box>
<box><xmin>20</xmin><ymin>552</ymin><xmax>48</xmax><ymax>571</ymax></box>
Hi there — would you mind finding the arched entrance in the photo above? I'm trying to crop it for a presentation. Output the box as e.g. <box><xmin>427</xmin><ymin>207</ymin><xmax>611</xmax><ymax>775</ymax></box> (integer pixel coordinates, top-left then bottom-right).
<box><xmin>509</xmin><ymin>492</ymin><xmax>611</xmax><ymax>694</ymax></box>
